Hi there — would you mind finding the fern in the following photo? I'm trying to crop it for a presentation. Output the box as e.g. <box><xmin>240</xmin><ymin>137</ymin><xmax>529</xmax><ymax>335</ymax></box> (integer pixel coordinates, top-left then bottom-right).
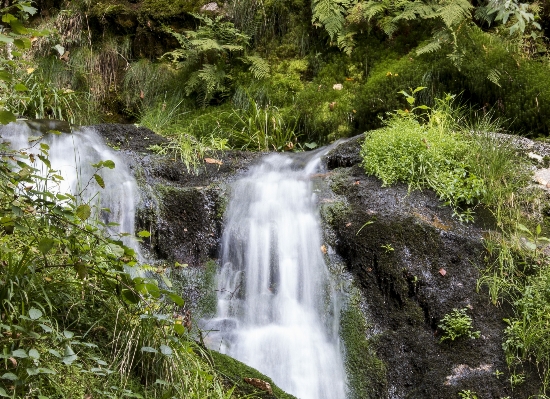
<box><xmin>487</xmin><ymin>68</ymin><xmax>502</xmax><ymax>87</ymax></box>
<box><xmin>243</xmin><ymin>56</ymin><xmax>270</xmax><ymax>80</ymax></box>
<box><xmin>438</xmin><ymin>0</ymin><xmax>473</xmax><ymax>28</ymax></box>
<box><xmin>416</xmin><ymin>39</ymin><xmax>442</xmax><ymax>55</ymax></box>
<box><xmin>312</xmin><ymin>0</ymin><xmax>351</xmax><ymax>40</ymax></box>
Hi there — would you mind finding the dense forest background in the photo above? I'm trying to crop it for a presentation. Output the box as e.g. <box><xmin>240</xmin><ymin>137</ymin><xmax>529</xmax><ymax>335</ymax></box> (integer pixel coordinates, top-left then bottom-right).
<box><xmin>5</xmin><ymin>0</ymin><xmax>550</xmax><ymax>164</ymax></box>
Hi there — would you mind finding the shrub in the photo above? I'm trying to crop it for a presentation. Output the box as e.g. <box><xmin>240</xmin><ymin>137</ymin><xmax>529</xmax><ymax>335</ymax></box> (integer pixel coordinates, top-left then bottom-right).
<box><xmin>361</xmin><ymin>95</ymin><xmax>486</xmax><ymax>220</ymax></box>
<box><xmin>438</xmin><ymin>308</ymin><xmax>481</xmax><ymax>343</ymax></box>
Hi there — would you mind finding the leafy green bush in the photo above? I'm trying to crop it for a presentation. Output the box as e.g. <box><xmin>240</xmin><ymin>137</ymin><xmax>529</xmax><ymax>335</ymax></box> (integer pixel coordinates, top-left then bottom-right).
<box><xmin>361</xmin><ymin>94</ymin><xmax>486</xmax><ymax>220</ymax></box>
<box><xmin>0</xmin><ymin>140</ymin><xmax>231</xmax><ymax>397</ymax></box>
<box><xmin>438</xmin><ymin>308</ymin><xmax>481</xmax><ymax>343</ymax></box>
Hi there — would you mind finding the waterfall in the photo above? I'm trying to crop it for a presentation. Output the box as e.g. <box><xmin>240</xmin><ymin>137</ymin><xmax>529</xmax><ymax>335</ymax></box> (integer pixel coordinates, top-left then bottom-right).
<box><xmin>206</xmin><ymin>151</ymin><xmax>347</xmax><ymax>399</ymax></box>
<box><xmin>0</xmin><ymin>121</ymin><xmax>140</xmax><ymax>252</ymax></box>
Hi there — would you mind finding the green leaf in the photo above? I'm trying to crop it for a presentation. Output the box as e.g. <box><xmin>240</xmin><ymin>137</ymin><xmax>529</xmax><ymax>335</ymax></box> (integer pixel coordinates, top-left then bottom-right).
<box><xmin>0</xmin><ymin>34</ymin><xmax>13</xmax><ymax>44</ymax></box>
<box><xmin>53</xmin><ymin>44</ymin><xmax>64</xmax><ymax>56</ymax></box>
<box><xmin>536</xmin><ymin>224</ymin><xmax>542</xmax><ymax>236</ymax></box>
<box><xmin>20</xmin><ymin>4</ymin><xmax>37</xmax><ymax>15</ymax></box>
<box><xmin>1</xmin><ymin>372</ymin><xmax>18</xmax><ymax>380</ymax></box>
<box><xmin>13</xmin><ymin>38</ymin><xmax>31</xmax><ymax>49</ymax></box>
<box><xmin>167</xmin><ymin>292</ymin><xmax>184</xmax><ymax>306</ymax></box>
<box><xmin>137</xmin><ymin>230</ymin><xmax>151</xmax><ymax>238</ymax></box>
<box><xmin>38</xmin><ymin>237</ymin><xmax>55</xmax><ymax>254</ymax></box>
<box><xmin>2</xmin><ymin>14</ymin><xmax>16</xmax><ymax>23</ymax></box>
<box><xmin>37</xmin><ymin>154</ymin><xmax>51</xmax><ymax>169</ymax></box>
<box><xmin>10</xmin><ymin>19</ymin><xmax>29</xmax><ymax>34</ymax></box>
<box><xmin>141</xmin><ymin>346</ymin><xmax>158</xmax><ymax>353</ymax></box>
<box><xmin>0</xmin><ymin>387</ymin><xmax>9</xmax><ymax>397</ymax></box>
<box><xmin>29</xmin><ymin>307</ymin><xmax>43</xmax><ymax>320</ymax></box>
<box><xmin>48</xmin><ymin>349</ymin><xmax>61</xmax><ymax>358</ymax></box>
<box><xmin>12</xmin><ymin>349</ymin><xmax>27</xmax><ymax>358</ymax></box>
<box><xmin>0</xmin><ymin>110</ymin><xmax>16</xmax><ymax>124</ymax></box>
<box><xmin>517</xmin><ymin>223</ymin><xmax>532</xmax><ymax>235</ymax></box>
<box><xmin>173</xmin><ymin>323</ymin><xmax>185</xmax><ymax>335</ymax></box>
<box><xmin>28</xmin><ymin>349</ymin><xmax>39</xmax><ymax>360</ymax></box>
<box><xmin>39</xmin><ymin>323</ymin><xmax>53</xmax><ymax>332</ymax></box>
<box><xmin>161</xmin><ymin>274</ymin><xmax>173</xmax><ymax>288</ymax></box>
<box><xmin>94</xmin><ymin>174</ymin><xmax>105</xmax><ymax>189</ymax></box>
<box><xmin>121</xmin><ymin>289</ymin><xmax>140</xmax><ymax>304</ymax></box>
<box><xmin>103</xmin><ymin>160</ymin><xmax>115</xmax><ymax>169</ymax></box>
<box><xmin>0</xmin><ymin>70</ymin><xmax>11</xmax><ymax>81</ymax></box>
<box><xmin>63</xmin><ymin>330</ymin><xmax>74</xmax><ymax>339</ymax></box>
<box><xmin>107</xmin><ymin>243</ymin><xmax>124</xmax><ymax>257</ymax></box>
<box><xmin>159</xmin><ymin>345</ymin><xmax>172</xmax><ymax>356</ymax></box>
<box><xmin>75</xmin><ymin>204</ymin><xmax>91</xmax><ymax>221</ymax></box>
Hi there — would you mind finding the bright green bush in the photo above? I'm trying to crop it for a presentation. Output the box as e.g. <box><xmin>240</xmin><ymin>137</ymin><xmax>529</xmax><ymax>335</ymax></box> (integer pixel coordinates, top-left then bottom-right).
<box><xmin>438</xmin><ymin>308</ymin><xmax>481</xmax><ymax>343</ymax></box>
<box><xmin>361</xmin><ymin>97</ymin><xmax>486</xmax><ymax>219</ymax></box>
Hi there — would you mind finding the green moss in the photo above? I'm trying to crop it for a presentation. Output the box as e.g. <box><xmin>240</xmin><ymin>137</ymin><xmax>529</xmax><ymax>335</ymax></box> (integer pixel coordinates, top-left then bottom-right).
<box><xmin>210</xmin><ymin>350</ymin><xmax>297</xmax><ymax>399</ymax></box>
<box><xmin>340</xmin><ymin>293</ymin><xmax>387</xmax><ymax>399</ymax></box>
<box><xmin>320</xmin><ymin>200</ymin><xmax>351</xmax><ymax>227</ymax></box>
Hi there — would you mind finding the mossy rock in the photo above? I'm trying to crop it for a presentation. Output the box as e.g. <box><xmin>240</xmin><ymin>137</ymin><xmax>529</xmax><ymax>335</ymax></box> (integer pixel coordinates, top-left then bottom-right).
<box><xmin>210</xmin><ymin>350</ymin><xmax>297</xmax><ymax>399</ymax></box>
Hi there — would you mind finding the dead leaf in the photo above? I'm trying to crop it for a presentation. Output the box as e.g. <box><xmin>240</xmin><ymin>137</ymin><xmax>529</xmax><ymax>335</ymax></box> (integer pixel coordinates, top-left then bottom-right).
<box><xmin>205</xmin><ymin>157</ymin><xmax>223</xmax><ymax>165</ymax></box>
<box><xmin>353</xmin><ymin>181</ymin><xmax>360</xmax><ymax>185</ymax></box>
<box><xmin>345</xmin><ymin>222</ymin><xmax>352</xmax><ymax>227</ymax></box>
<box><xmin>139</xmin><ymin>90</ymin><xmax>144</xmax><ymax>99</ymax></box>
<box><xmin>320</xmin><ymin>245</ymin><xmax>327</xmax><ymax>254</ymax></box>
<box><xmin>8</xmin><ymin>357</ymin><xmax>16</xmax><ymax>368</ymax></box>
<box><xmin>439</xmin><ymin>268</ymin><xmax>446</xmax><ymax>276</ymax></box>
<box><xmin>243</xmin><ymin>378</ymin><xmax>273</xmax><ymax>394</ymax></box>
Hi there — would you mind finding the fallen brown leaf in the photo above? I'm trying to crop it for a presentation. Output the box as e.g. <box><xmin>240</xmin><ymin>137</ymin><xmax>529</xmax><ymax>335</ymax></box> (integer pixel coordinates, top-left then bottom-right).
<box><xmin>243</xmin><ymin>378</ymin><xmax>273</xmax><ymax>394</ymax></box>
<box><xmin>345</xmin><ymin>222</ymin><xmax>352</xmax><ymax>227</ymax></box>
<box><xmin>439</xmin><ymin>268</ymin><xmax>446</xmax><ymax>276</ymax></box>
<box><xmin>320</xmin><ymin>245</ymin><xmax>327</xmax><ymax>254</ymax></box>
<box><xmin>205</xmin><ymin>157</ymin><xmax>223</xmax><ymax>165</ymax></box>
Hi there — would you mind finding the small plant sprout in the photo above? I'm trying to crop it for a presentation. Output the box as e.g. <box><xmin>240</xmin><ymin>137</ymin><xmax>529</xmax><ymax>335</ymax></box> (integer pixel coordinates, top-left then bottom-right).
<box><xmin>458</xmin><ymin>390</ymin><xmax>478</xmax><ymax>399</ymax></box>
<box><xmin>381</xmin><ymin>243</ymin><xmax>394</xmax><ymax>253</ymax></box>
<box><xmin>438</xmin><ymin>308</ymin><xmax>481</xmax><ymax>343</ymax></box>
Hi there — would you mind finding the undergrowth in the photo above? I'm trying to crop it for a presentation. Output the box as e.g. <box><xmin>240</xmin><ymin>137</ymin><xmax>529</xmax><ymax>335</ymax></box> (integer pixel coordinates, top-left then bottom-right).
<box><xmin>0</xmin><ymin>138</ymin><xmax>233</xmax><ymax>398</ymax></box>
<box><xmin>361</xmin><ymin>88</ymin><xmax>550</xmax><ymax>393</ymax></box>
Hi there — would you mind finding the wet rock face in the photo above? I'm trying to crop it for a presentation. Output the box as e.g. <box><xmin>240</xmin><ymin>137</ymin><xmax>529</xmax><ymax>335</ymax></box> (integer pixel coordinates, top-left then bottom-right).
<box><xmin>91</xmin><ymin>123</ymin><xmax>262</xmax><ymax>266</ymax></box>
<box><xmin>323</xmin><ymin>136</ymin><xmax>539</xmax><ymax>398</ymax></box>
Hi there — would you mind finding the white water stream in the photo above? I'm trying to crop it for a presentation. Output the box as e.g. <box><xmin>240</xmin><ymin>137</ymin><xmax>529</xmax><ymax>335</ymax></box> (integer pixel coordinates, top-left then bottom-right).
<box><xmin>206</xmin><ymin>151</ymin><xmax>347</xmax><ymax>399</ymax></box>
<box><xmin>0</xmin><ymin>121</ymin><xmax>140</xmax><ymax>252</ymax></box>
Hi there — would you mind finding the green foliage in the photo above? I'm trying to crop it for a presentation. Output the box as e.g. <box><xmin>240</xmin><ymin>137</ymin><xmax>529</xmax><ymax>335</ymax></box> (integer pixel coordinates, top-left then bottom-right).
<box><xmin>361</xmin><ymin>92</ymin><xmax>488</xmax><ymax>220</ymax></box>
<box><xmin>162</xmin><ymin>13</ymin><xmax>269</xmax><ymax>107</ymax></box>
<box><xmin>438</xmin><ymin>308</ymin><xmax>481</xmax><ymax>343</ymax></box>
<box><xmin>0</xmin><ymin>140</ymin><xmax>232</xmax><ymax>397</ymax></box>
<box><xmin>311</xmin><ymin>0</ymin><xmax>350</xmax><ymax>40</ymax></box>
<box><xmin>458</xmin><ymin>390</ymin><xmax>479</xmax><ymax>399</ymax></box>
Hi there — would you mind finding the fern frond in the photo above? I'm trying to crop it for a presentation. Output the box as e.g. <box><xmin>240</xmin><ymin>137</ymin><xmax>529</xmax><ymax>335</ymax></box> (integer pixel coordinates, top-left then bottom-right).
<box><xmin>189</xmin><ymin>38</ymin><xmax>223</xmax><ymax>52</ymax></box>
<box><xmin>221</xmin><ymin>44</ymin><xmax>245</xmax><ymax>52</ymax></box>
<box><xmin>416</xmin><ymin>39</ymin><xmax>442</xmax><ymax>55</ymax></box>
<box><xmin>312</xmin><ymin>0</ymin><xmax>350</xmax><ymax>40</ymax></box>
<box><xmin>362</xmin><ymin>2</ymin><xmax>387</xmax><ymax>19</ymax></box>
<box><xmin>437</xmin><ymin>0</ymin><xmax>473</xmax><ymax>28</ymax></box>
<box><xmin>487</xmin><ymin>68</ymin><xmax>502</xmax><ymax>87</ymax></box>
<box><xmin>393</xmin><ymin>1</ymin><xmax>435</xmax><ymax>22</ymax></box>
<box><xmin>337</xmin><ymin>30</ymin><xmax>356</xmax><ymax>55</ymax></box>
<box><xmin>244</xmin><ymin>56</ymin><xmax>270</xmax><ymax>79</ymax></box>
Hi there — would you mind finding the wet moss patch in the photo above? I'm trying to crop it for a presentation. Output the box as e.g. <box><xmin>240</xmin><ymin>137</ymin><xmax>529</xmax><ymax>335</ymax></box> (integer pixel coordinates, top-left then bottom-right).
<box><xmin>210</xmin><ymin>350</ymin><xmax>297</xmax><ymax>399</ymax></box>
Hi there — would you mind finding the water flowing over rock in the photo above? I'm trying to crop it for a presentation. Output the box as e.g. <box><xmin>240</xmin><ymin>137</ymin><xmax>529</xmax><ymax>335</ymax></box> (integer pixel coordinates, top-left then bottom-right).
<box><xmin>205</xmin><ymin>152</ymin><xmax>347</xmax><ymax>399</ymax></box>
<box><xmin>0</xmin><ymin>121</ymin><xmax>141</xmax><ymax>253</ymax></box>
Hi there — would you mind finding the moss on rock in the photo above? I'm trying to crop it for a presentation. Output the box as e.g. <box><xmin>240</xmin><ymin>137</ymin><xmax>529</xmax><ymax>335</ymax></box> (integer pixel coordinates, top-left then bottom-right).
<box><xmin>340</xmin><ymin>292</ymin><xmax>387</xmax><ymax>399</ymax></box>
<box><xmin>210</xmin><ymin>350</ymin><xmax>297</xmax><ymax>399</ymax></box>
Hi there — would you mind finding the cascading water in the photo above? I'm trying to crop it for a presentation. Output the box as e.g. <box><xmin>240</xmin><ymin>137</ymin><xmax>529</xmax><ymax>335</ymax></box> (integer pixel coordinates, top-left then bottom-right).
<box><xmin>206</xmin><ymin>151</ymin><xmax>347</xmax><ymax>399</ymax></box>
<box><xmin>0</xmin><ymin>121</ymin><xmax>140</xmax><ymax>252</ymax></box>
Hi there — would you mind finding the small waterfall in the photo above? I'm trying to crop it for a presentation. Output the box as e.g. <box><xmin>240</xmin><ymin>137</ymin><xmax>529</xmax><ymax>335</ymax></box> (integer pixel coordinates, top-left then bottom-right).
<box><xmin>0</xmin><ymin>121</ymin><xmax>140</xmax><ymax>252</ymax></box>
<box><xmin>207</xmin><ymin>151</ymin><xmax>347</xmax><ymax>399</ymax></box>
